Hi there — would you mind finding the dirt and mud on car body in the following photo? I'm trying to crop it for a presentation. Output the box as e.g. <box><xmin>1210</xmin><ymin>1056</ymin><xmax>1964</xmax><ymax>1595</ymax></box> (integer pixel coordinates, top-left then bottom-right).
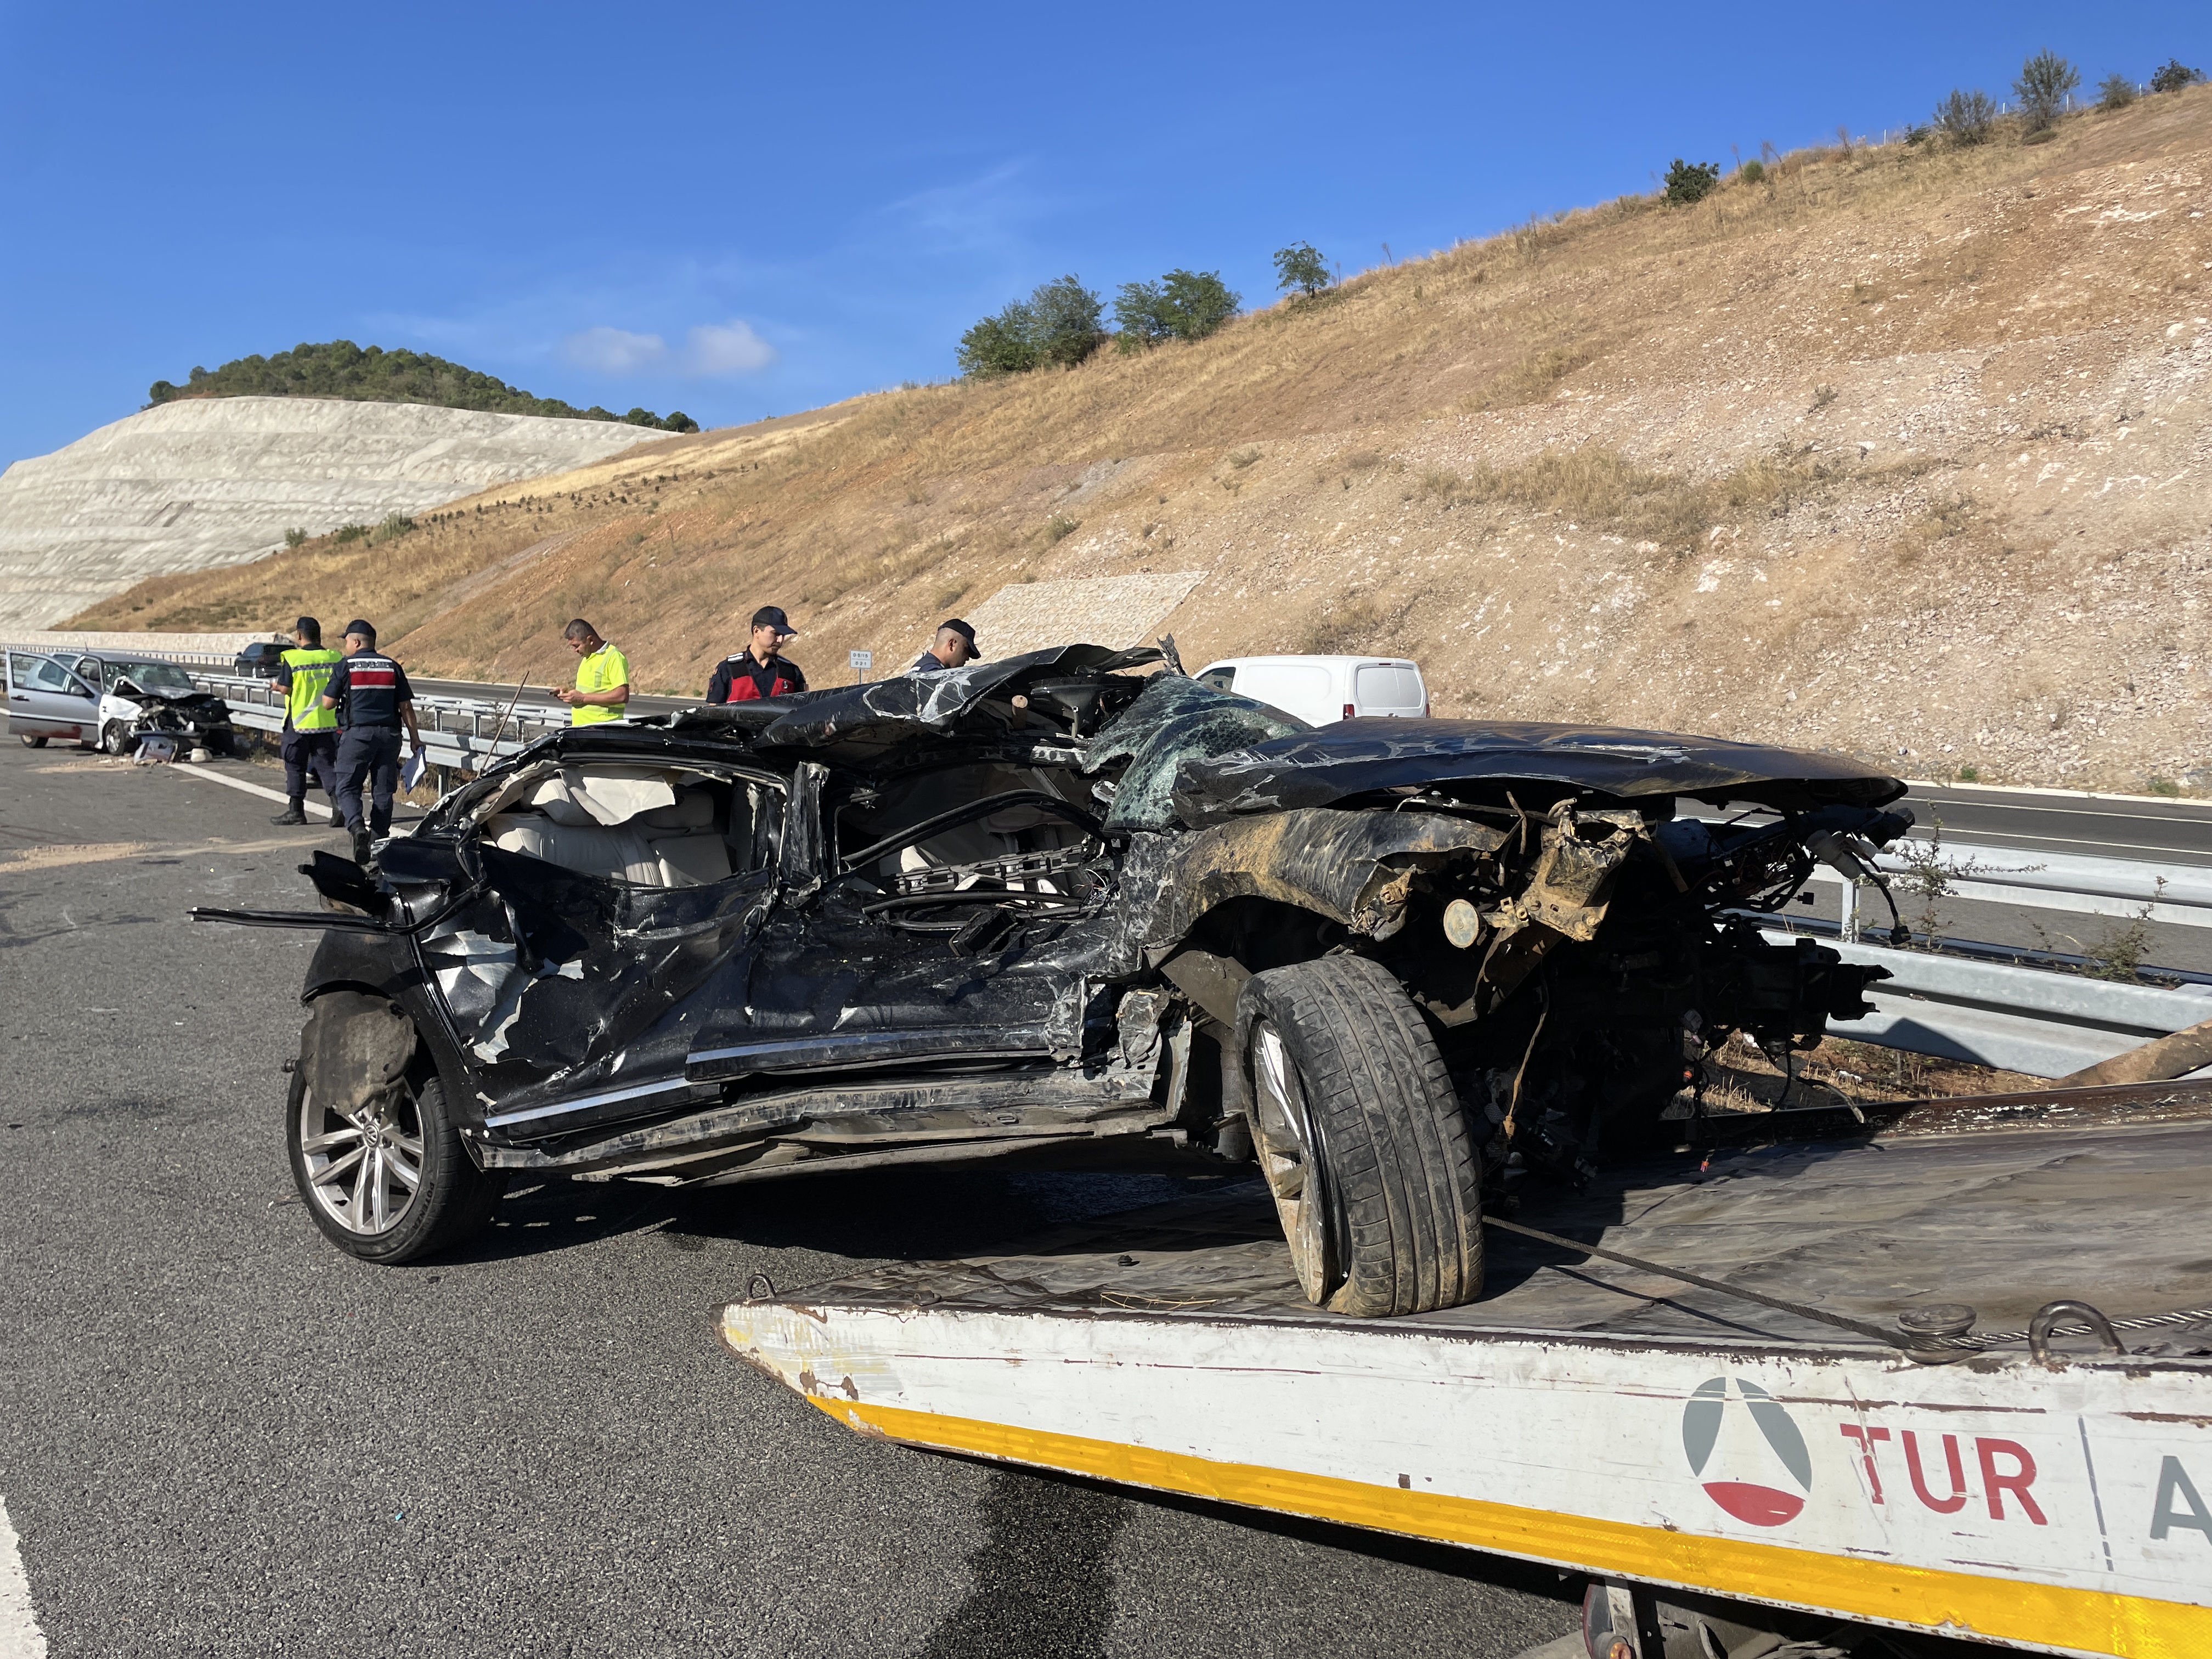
<box><xmin>196</xmin><ymin>644</ymin><xmax>1911</xmax><ymax>1316</ymax></box>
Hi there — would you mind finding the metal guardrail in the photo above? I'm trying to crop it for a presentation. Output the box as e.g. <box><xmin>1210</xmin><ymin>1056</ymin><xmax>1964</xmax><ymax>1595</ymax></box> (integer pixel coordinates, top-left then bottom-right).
<box><xmin>18</xmin><ymin>639</ymin><xmax>2210</xmax><ymax>1082</ymax></box>
<box><xmin>1812</xmin><ymin>841</ymin><xmax>2212</xmax><ymax>932</ymax></box>
<box><xmin>1763</xmin><ymin>930</ymin><xmax>2212</xmax><ymax>1079</ymax></box>
<box><xmin>188</xmin><ymin>671</ymin><xmax>569</xmax><ymax>772</ymax></box>
<box><xmin>4</xmin><ymin>641</ymin><xmax>243</xmax><ymax>670</ymax></box>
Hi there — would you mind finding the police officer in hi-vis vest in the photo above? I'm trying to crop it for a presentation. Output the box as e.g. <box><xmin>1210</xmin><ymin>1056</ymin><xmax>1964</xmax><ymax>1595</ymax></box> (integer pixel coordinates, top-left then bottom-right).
<box><xmin>318</xmin><ymin>619</ymin><xmax>425</xmax><ymax>866</ymax></box>
<box><xmin>268</xmin><ymin>616</ymin><xmax>345</xmax><ymax>827</ymax></box>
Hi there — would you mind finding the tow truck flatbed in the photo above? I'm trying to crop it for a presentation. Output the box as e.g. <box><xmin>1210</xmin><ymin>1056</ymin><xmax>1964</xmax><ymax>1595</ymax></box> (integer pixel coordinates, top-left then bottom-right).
<box><xmin>721</xmin><ymin>1080</ymin><xmax>2212</xmax><ymax>1658</ymax></box>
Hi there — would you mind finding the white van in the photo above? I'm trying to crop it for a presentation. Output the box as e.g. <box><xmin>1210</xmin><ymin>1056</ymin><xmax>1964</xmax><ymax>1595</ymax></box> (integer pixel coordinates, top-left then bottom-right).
<box><xmin>1192</xmin><ymin>655</ymin><xmax>1429</xmax><ymax>726</ymax></box>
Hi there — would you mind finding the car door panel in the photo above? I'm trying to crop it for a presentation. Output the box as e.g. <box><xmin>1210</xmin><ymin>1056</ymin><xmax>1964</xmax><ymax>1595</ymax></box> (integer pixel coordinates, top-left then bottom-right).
<box><xmin>420</xmin><ymin>849</ymin><xmax>778</xmax><ymax>1111</ymax></box>
<box><xmin>5</xmin><ymin>653</ymin><xmax>46</xmax><ymax>737</ymax></box>
<box><xmin>695</xmin><ymin>757</ymin><xmax>1122</xmax><ymax>1080</ymax></box>
<box><xmin>7</xmin><ymin>653</ymin><xmax>98</xmax><ymax>741</ymax></box>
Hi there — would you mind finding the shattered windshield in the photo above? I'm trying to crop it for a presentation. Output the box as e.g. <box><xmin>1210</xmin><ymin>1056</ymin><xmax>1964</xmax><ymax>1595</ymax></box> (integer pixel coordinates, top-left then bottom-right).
<box><xmin>107</xmin><ymin>661</ymin><xmax>198</xmax><ymax>693</ymax></box>
<box><xmin>1084</xmin><ymin>675</ymin><xmax>1308</xmax><ymax>834</ymax></box>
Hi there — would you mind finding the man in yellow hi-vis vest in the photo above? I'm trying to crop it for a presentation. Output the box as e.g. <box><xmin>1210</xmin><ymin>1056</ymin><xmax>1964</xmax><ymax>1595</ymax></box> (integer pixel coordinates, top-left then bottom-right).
<box><xmin>557</xmin><ymin>618</ymin><xmax>630</xmax><ymax>724</ymax></box>
<box><xmin>269</xmin><ymin>616</ymin><xmax>345</xmax><ymax>826</ymax></box>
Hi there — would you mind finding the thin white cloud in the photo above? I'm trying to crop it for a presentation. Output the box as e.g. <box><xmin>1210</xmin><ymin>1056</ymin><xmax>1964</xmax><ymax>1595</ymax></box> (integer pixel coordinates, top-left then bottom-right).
<box><xmin>556</xmin><ymin>318</ymin><xmax>776</xmax><ymax>378</ymax></box>
<box><xmin>561</xmin><ymin>325</ymin><xmax>668</xmax><ymax>373</ymax></box>
<box><xmin>684</xmin><ymin>319</ymin><xmax>776</xmax><ymax>375</ymax></box>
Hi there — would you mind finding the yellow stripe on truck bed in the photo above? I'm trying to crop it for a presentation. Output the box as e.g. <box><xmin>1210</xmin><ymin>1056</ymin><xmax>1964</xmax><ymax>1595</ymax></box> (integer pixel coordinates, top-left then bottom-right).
<box><xmin>814</xmin><ymin>1396</ymin><xmax>2212</xmax><ymax>1659</ymax></box>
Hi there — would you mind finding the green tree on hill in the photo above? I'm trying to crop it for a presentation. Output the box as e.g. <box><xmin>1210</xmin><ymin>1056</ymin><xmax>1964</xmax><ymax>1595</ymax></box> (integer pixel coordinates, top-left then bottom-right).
<box><xmin>145</xmin><ymin>341</ymin><xmax>701</xmax><ymax>431</ymax></box>
<box><xmin>1934</xmin><ymin>88</ymin><xmax>1996</xmax><ymax>145</ymax></box>
<box><xmin>2150</xmin><ymin>59</ymin><xmax>2205</xmax><ymax>94</ymax></box>
<box><xmin>1113</xmin><ymin>269</ymin><xmax>1241</xmax><ymax>350</ymax></box>
<box><xmin>957</xmin><ymin>302</ymin><xmax>1041</xmax><ymax>378</ymax></box>
<box><xmin>1663</xmin><ymin>159</ymin><xmax>1722</xmax><ymax>205</ymax></box>
<box><xmin>1029</xmin><ymin>276</ymin><xmax>1108</xmax><ymax>368</ymax></box>
<box><xmin>1273</xmin><ymin>242</ymin><xmax>1331</xmax><ymax>298</ymax></box>
<box><xmin>955</xmin><ymin>277</ymin><xmax>1105</xmax><ymax>378</ymax></box>
<box><xmin>2015</xmin><ymin>49</ymin><xmax>2080</xmax><ymax>133</ymax></box>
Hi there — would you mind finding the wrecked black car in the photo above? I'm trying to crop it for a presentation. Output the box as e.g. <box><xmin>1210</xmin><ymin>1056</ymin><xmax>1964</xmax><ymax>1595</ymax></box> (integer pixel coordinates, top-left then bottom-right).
<box><xmin>195</xmin><ymin>644</ymin><xmax>1911</xmax><ymax>1316</ymax></box>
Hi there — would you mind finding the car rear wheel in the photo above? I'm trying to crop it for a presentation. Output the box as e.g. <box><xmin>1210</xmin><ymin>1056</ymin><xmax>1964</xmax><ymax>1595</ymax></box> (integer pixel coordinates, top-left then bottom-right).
<box><xmin>287</xmin><ymin>1069</ymin><xmax>506</xmax><ymax>1263</ymax></box>
<box><xmin>1240</xmin><ymin>954</ymin><xmax>1483</xmax><ymax>1317</ymax></box>
<box><xmin>16</xmin><ymin>733</ymin><xmax>46</xmax><ymax>748</ymax></box>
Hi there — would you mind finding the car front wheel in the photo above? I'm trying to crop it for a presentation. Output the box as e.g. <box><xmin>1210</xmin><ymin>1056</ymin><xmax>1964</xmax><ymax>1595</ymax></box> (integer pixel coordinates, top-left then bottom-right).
<box><xmin>287</xmin><ymin>1069</ymin><xmax>506</xmax><ymax>1263</ymax></box>
<box><xmin>1240</xmin><ymin>954</ymin><xmax>1483</xmax><ymax>1317</ymax></box>
<box><xmin>100</xmin><ymin>721</ymin><xmax>133</xmax><ymax>756</ymax></box>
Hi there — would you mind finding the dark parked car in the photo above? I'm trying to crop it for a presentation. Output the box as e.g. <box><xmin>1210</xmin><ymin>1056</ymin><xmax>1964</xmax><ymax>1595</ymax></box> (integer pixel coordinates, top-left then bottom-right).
<box><xmin>235</xmin><ymin>641</ymin><xmax>287</xmax><ymax>678</ymax></box>
<box><xmin>196</xmin><ymin>645</ymin><xmax>1911</xmax><ymax>1315</ymax></box>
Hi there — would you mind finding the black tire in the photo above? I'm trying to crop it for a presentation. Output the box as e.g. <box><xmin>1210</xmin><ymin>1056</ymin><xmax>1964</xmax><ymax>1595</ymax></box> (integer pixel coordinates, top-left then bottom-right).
<box><xmin>1239</xmin><ymin>954</ymin><xmax>1483</xmax><ymax>1317</ymax></box>
<box><xmin>287</xmin><ymin>1066</ymin><xmax>506</xmax><ymax>1263</ymax></box>
<box><xmin>100</xmin><ymin>721</ymin><xmax>133</xmax><ymax>757</ymax></box>
<box><xmin>16</xmin><ymin>733</ymin><xmax>46</xmax><ymax>748</ymax></box>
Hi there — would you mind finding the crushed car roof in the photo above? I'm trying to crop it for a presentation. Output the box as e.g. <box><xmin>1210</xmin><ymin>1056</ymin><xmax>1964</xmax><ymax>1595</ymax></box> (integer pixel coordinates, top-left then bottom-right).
<box><xmin>596</xmin><ymin>644</ymin><xmax>1902</xmax><ymax>820</ymax></box>
<box><xmin>663</xmin><ymin>644</ymin><xmax>1160</xmax><ymax>758</ymax></box>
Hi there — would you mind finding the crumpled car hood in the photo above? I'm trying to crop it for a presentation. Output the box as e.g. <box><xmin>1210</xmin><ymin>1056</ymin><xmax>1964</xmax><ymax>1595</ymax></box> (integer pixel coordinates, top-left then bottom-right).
<box><xmin>1170</xmin><ymin>717</ymin><xmax>1906</xmax><ymax>823</ymax></box>
<box><xmin>110</xmin><ymin>689</ymin><xmax>230</xmax><ymax>718</ymax></box>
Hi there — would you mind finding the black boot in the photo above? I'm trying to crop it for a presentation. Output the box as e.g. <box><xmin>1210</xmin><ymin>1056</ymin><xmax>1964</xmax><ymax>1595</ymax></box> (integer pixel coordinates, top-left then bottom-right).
<box><xmin>270</xmin><ymin>798</ymin><xmax>307</xmax><ymax>826</ymax></box>
<box><xmin>327</xmin><ymin>804</ymin><xmax>345</xmax><ymax>827</ymax></box>
<box><xmin>350</xmin><ymin>828</ymin><xmax>374</xmax><ymax>866</ymax></box>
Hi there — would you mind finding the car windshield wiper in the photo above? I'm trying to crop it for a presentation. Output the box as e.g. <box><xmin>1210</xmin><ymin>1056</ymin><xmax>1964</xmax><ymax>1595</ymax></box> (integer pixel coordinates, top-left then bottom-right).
<box><xmin>837</xmin><ymin>789</ymin><xmax>1104</xmax><ymax>873</ymax></box>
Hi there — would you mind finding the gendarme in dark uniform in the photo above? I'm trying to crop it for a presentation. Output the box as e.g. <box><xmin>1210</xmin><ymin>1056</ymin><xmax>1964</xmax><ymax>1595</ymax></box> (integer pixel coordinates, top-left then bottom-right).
<box><xmin>319</xmin><ymin>619</ymin><xmax>424</xmax><ymax>864</ymax></box>
<box><xmin>707</xmin><ymin>605</ymin><xmax>808</xmax><ymax>702</ymax></box>
<box><xmin>910</xmin><ymin>617</ymin><xmax>979</xmax><ymax>673</ymax></box>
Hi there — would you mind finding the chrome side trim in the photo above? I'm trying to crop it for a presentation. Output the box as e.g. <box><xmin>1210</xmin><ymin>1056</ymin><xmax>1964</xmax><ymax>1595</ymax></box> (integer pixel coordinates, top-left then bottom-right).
<box><xmin>484</xmin><ymin>1075</ymin><xmax>705</xmax><ymax>1131</ymax></box>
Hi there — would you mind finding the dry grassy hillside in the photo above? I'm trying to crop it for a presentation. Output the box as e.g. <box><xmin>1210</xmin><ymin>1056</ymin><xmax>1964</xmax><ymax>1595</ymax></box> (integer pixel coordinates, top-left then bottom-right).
<box><xmin>79</xmin><ymin>87</ymin><xmax>2212</xmax><ymax>790</ymax></box>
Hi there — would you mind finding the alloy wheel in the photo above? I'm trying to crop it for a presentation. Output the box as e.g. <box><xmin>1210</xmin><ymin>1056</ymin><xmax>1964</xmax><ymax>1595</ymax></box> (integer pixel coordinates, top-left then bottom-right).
<box><xmin>1249</xmin><ymin>1021</ymin><xmax>1333</xmax><ymax>1302</ymax></box>
<box><xmin>296</xmin><ymin>1079</ymin><xmax>426</xmax><ymax>1237</ymax></box>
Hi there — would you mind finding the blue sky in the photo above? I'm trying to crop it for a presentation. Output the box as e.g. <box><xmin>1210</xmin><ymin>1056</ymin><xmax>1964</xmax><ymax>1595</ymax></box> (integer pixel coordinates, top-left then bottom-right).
<box><xmin>1</xmin><ymin>1</ymin><xmax>2203</xmax><ymax>467</ymax></box>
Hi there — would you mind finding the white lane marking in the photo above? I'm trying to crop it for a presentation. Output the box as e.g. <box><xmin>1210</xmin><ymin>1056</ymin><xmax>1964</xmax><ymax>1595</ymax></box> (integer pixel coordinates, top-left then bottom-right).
<box><xmin>1904</xmin><ymin>827</ymin><xmax>2212</xmax><ymax>864</ymax></box>
<box><xmin>170</xmin><ymin>764</ymin><xmax>420</xmax><ymax>821</ymax></box>
<box><xmin>168</xmin><ymin>764</ymin><xmax>307</xmax><ymax>808</ymax></box>
<box><xmin>0</xmin><ymin>1491</ymin><xmax>47</xmax><ymax>1658</ymax></box>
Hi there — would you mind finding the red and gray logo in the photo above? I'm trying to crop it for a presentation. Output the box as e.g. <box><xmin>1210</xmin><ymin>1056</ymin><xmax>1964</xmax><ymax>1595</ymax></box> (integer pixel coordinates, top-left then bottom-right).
<box><xmin>1683</xmin><ymin>1376</ymin><xmax>1812</xmax><ymax>1526</ymax></box>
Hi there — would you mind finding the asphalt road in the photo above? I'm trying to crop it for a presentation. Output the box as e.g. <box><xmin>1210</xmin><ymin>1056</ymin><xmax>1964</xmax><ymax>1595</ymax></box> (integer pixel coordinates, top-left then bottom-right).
<box><xmin>1898</xmin><ymin>781</ymin><xmax>2212</xmax><ymax>868</ymax></box>
<box><xmin>0</xmin><ymin>742</ymin><xmax>1579</xmax><ymax>1657</ymax></box>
